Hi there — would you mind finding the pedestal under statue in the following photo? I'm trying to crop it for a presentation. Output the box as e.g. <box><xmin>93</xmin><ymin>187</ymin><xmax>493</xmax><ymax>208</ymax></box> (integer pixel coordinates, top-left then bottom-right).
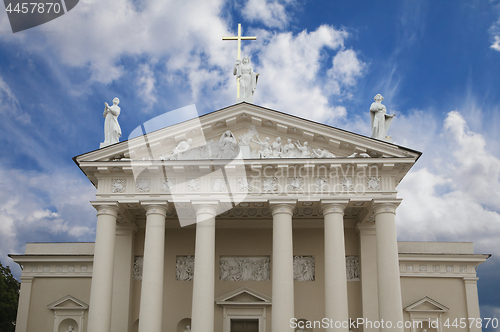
<box><xmin>100</xmin><ymin>97</ymin><xmax>122</xmax><ymax>148</ymax></box>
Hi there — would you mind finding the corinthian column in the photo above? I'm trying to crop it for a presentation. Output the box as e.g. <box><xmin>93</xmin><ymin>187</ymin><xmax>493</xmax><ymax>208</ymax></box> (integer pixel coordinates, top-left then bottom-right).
<box><xmin>374</xmin><ymin>200</ymin><xmax>403</xmax><ymax>331</ymax></box>
<box><xmin>270</xmin><ymin>201</ymin><xmax>296</xmax><ymax>332</ymax></box>
<box><xmin>191</xmin><ymin>201</ymin><xmax>219</xmax><ymax>332</ymax></box>
<box><xmin>138</xmin><ymin>203</ymin><xmax>169</xmax><ymax>332</ymax></box>
<box><xmin>321</xmin><ymin>200</ymin><xmax>349</xmax><ymax>332</ymax></box>
<box><xmin>88</xmin><ymin>202</ymin><xmax>119</xmax><ymax>332</ymax></box>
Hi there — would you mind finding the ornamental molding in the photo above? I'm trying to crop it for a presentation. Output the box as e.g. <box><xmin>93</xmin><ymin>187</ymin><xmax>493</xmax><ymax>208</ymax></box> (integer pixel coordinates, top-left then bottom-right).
<box><xmin>346</xmin><ymin>256</ymin><xmax>360</xmax><ymax>281</ymax></box>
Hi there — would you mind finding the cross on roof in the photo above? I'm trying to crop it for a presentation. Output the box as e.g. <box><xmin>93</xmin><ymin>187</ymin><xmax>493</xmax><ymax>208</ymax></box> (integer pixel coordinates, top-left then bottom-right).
<box><xmin>222</xmin><ymin>23</ymin><xmax>257</xmax><ymax>60</ymax></box>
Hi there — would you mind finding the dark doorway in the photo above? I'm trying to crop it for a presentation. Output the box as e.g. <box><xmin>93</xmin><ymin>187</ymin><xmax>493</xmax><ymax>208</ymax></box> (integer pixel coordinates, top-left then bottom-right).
<box><xmin>230</xmin><ymin>319</ymin><xmax>259</xmax><ymax>332</ymax></box>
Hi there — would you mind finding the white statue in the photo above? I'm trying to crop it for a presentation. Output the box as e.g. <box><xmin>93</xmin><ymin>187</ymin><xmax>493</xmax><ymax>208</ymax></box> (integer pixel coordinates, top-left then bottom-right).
<box><xmin>184</xmin><ymin>325</ymin><xmax>191</xmax><ymax>332</ymax></box>
<box><xmin>295</xmin><ymin>141</ymin><xmax>311</xmax><ymax>158</ymax></box>
<box><xmin>370</xmin><ymin>94</ymin><xmax>395</xmax><ymax>140</ymax></box>
<box><xmin>271</xmin><ymin>137</ymin><xmax>283</xmax><ymax>157</ymax></box>
<box><xmin>218</xmin><ymin>130</ymin><xmax>238</xmax><ymax>158</ymax></box>
<box><xmin>283</xmin><ymin>139</ymin><xmax>297</xmax><ymax>158</ymax></box>
<box><xmin>252</xmin><ymin>136</ymin><xmax>272</xmax><ymax>158</ymax></box>
<box><xmin>100</xmin><ymin>97</ymin><xmax>122</xmax><ymax>148</ymax></box>
<box><xmin>313</xmin><ymin>148</ymin><xmax>335</xmax><ymax>158</ymax></box>
<box><xmin>234</xmin><ymin>57</ymin><xmax>259</xmax><ymax>103</ymax></box>
<box><xmin>66</xmin><ymin>326</ymin><xmax>74</xmax><ymax>332</ymax></box>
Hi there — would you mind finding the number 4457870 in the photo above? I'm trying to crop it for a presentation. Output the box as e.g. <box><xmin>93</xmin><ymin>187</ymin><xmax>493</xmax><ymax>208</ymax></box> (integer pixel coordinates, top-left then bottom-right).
<box><xmin>443</xmin><ymin>318</ymin><xmax>498</xmax><ymax>329</ymax></box>
<box><xmin>5</xmin><ymin>2</ymin><xmax>61</xmax><ymax>14</ymax></box>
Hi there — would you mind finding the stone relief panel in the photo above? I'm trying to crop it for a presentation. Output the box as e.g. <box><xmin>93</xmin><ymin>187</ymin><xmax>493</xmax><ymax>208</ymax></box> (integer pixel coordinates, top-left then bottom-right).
<box><xmin>186</xmin><ymin>178</ymin><xmax>201</xmax><ymax>192</ymax></box>
<box><xmin>211</xmin><ymin>178</ymin><xmax>228</xmax><ymax>192</ymax></box>
<box><xmin>176</xmin><ymin>255</ymin><xmax>195</xmax><ymax>281</ymax></box>
<box><xmin>162</xmin><ymin>179</ymin><xmax>175</xmax><ymax>192</ymax></box>
<box><xmin>136</xmin><ymin>178</ymin><xmax>150</xmax><ymax>193</ymax></box>
<box><xmin>237</xmin><ymin>177</ymin><xmax>252</xmax><ymax>192</ymax></box>
<box><xmin>112</xmin><ymin>179</ymin><xmax>126</xmax><ymax>193</ymax></box>
<box><xmin>341</xmin><ymin>177</ymin><xmax>354</xmax><ymax>191</ymax></box>
<box><xmin>262</xmin><ymin>177</ymin><xmax>278</xmax><ymax>192</ymax></box>
<box><xmin>293</xmin><ymin>256</ymin><xmax>315</xmax><ymax>281</ymax></box>
<box><xmin>219</xmin><ymin>256</ymin><xmax>270</xmax><ymax>281</ymax></box>
<box><xmin>366</xmin><ymin>177</ymin><xmax>381</xmax><ymax>190</ymax></box>
<box><xmin>287</xmin><ymin>177</ymin><xmax>304</xmax><ymax>191</ymax></box>
<box><xmin>346</xmin><ymin>256</ymin><xmax>360</xmax><ymax>281</ymax></box>
<box><xmin>133</xmin><ymin>256</ymin><xmax>143</xmax><ymax>281</ymax></box>
<box><xmin>314</xmin><ymin>177</ymin><xmax>328</xmax><ymax>191</ymax></box>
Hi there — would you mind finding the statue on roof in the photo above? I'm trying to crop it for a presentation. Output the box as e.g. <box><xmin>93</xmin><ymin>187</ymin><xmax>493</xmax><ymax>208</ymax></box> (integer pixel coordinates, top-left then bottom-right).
<box><xmin>234</xmin><ymin>57</ymin><xmax>259</xmax><ymax>103</ymax></box>
<box><xmin>100</xmin><ymin>97</ymin><xmax>122</xmax><ymax>148</ymax></box>
<box><xmin>370</xmin><ymin>94</ymin><xmax>396</xmax><ymax>140</ymax></box>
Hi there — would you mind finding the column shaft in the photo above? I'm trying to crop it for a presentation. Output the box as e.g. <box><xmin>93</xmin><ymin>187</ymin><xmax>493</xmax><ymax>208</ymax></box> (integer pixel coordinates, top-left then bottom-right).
<box><xmin>374</xmin><ymin>203</ymin><xmax>404</xmax><ymax>331</ymax></box>
<box><xmin>138</xmin><ymin>204</ymin><xmax>168</xmax><ymax>332</ymax></box>
<box><xmin>323</xmin><ymin>202</ymin><xmax>349</xmax><ymax>332</ymax></box>
<box><xmin>271</xmin><ymin>202</ymin><xmax>295</xmax><ymax>332</ymax></box>
<box><xmin>14</xmin><ymin>277</ymin><xmax>33</xmax><ymax>332</ymax></box>
<box><xmin>464</xmin><ymin>278</ymin><xmax>481</xmax><ymax>332</ymax></box>
<box><xmin>191</xmin><ymin>203</ymin><xmax>218</xmax><ymax>332</ymax></box>
<box><xmin>356</xmin><ymin>223</ymin><xmax>379</xmax><ymax>332</ymax></box>
<box><xmin>88</xmin><ymin>203</ymin><xmax>119</xmax><ymax>332</ymax></box>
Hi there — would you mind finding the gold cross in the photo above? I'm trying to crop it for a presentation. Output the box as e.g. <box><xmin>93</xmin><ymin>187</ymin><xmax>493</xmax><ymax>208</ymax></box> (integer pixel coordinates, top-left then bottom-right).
<box><xmin>223</xmin><ymin>24</ymin><xmax>257</xmax><ymax>98</ymax></box>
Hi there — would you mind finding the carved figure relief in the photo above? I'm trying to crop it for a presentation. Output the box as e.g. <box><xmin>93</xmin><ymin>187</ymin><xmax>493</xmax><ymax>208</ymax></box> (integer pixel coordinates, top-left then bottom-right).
<box><xmin>262</xmin><ymin>177</ymin><xmax>278</xmax><ymax>192</ymax></box>
<box><xmin>162</xmin><ymin>179</ymin><xmax>174</xmax><ymax>192</ymax></box>
<box><xmin>315</xmin><ymin>177</ymin><xmax>328</xmax><ymax>191</ymax></box>
<box><xmin>211</xmin><ymin>178</ymin><xmax>228</xmax><ymax>192</ymax></box>
<box><xmin>133</xmin><ymin>256</ymin><xmax>143</xmax><ymax>281</ymax></box>
<box><xmin>112</xmin><ymin>179</ymin><xmax>126</xmax><ymax>193</ymax></box>
<box><xmin>237</xmin><ymin>177</ymin><xmax>252</xmax><ymax>192</ymax></box>
<box><xmin>346</xmin><ymin>256</ymin><xmax>360</xmax><ymax>281</ymax></box>
<box><xmin>288</xmin><ymin>177</ymin><xmax>304</xmax><ymax>191</ymax></box>
<box><xmin>293</xmin><ymin>256</ymin><xmax>315</xmax><ymax>281</ymax></box>
<box><xmin>366</xmin><ymin>177</ymin><xmax>381</xmax><ymax>190</ymax></box>
<box><xmin>176</xmin><ymin>255</ymin><xmax>195</xmax><ymax>281</ymax></box>
<box><xmin>186</xmin><ymin>178</ymin><xmax>201</xmax><ymax>192</ymax></box>
<box><xmin>341</xmin><ymin>177</ymin><xmax>354</xmax><ymax>191</ymax></box>
<box><xmin>219</xmin><ymin>256</ymin><xmax>270</xmax><ymax>281</ymax></box>
<box><xmin>136</xmin><ymin>179</ymin><xmax>150</xmax><ymax>193</ymax></box>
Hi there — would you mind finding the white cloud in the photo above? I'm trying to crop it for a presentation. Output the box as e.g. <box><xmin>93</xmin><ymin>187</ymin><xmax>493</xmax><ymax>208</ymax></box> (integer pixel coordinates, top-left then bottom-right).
<box><xmin>0</xmin><ymin>76</ymin><xmax>30</xmax><ymax>124</ymax></box>
<box><xmin>396</xmin><ymin>111</ymin><xmax>500</xmax><ymax>258</ymax></box>
<box><xmin>241</xmin><ymin>0</ymin><xmax>293</xmax><ymax>29</ymax></box>
<box><xmin>0</xmin><ymin>167</ymin><xmax>96</xmax><ymax>275</ymax></box>
<box><xmin>327</xmin><ymin>48</ymin><xmax>366</xmax><ymax>97</ymax></box>
<box><xmin>253</xmin><ymin>25</ymin><xmax>363</xmax><ymax>122</ymax></box>
<box><xmin>137</xmin><ymin>63</ymin><xmax>157</xmax><ymax>112</ymax></box>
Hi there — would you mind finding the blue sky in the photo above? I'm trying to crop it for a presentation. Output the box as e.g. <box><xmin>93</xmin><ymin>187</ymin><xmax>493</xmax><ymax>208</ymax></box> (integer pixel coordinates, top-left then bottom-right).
<box><xmin>0</xmin><ymin>0</ymin><xmax>500</xmax><ymax>328</ymax></box>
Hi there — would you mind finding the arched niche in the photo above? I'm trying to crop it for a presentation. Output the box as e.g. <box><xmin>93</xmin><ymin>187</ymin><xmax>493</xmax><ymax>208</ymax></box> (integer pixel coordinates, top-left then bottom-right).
<box><xmin>295</xmin><ymin>318</ymin><xmax>313</xmax><ymax>332</ymax></box>
<box><xmin>177</xmin><ymin>318</ymin><xmax>192</xmax><ymax>332</ymax></box>
<box><xmin>58</xmin><ymin>318</ymin><xmax>78</xmax><ymax>332</ymax></box>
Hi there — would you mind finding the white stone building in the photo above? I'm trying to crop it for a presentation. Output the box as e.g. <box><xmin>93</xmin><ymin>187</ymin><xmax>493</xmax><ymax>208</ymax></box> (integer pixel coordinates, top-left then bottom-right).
<box><xmin>10</xmin><ymin>102</ymin><xmax>489</xmax><ymax>332</ymax></box>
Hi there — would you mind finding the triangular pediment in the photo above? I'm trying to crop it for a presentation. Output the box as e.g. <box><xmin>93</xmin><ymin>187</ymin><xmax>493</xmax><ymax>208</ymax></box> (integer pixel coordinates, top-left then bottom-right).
<box><xmin>215</xmin><ymin>287</ymin><xmax>271</xmax><ymax>306</ymax></box>
<box><xmin>76</xmin><ymin>102</ymin><xmax>420</xmax><ymax>163</ymax></box>
<box><xmin>48</xmin><ymin>295</ymin><xmax>89</xmax><ymax>310</ymax></box>
<box><xmin>404</xmin><ymin>296</ymin><xmax>449</xmax><ymax>312</ymax></box>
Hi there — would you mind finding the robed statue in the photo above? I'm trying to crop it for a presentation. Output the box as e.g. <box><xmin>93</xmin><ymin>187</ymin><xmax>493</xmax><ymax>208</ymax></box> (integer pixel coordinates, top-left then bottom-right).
<box><xmin>100</xmin><ymin>97</ymin><xmax>122</xmax><ymax>148</ymax></box>
<box><xmin>370</xmin><ymin>94</ymin><xmax>395</xmax><ymax>140</ymax></box>
<box><xmin>234</xmin><ymin>57</ymin><xmax>259</xmax><ymax>103</ymax></box>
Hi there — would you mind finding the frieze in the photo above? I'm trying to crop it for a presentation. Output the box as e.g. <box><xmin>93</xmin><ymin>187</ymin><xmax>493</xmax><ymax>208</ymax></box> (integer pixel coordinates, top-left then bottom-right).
<box><xmin>176</xmin><ymin>255</ymin><xmax>195</xmax><ymax>281</ymax></box>
<box><xmin>133</xmin><ymin>256</ymin><xmax>143</xmax><ymax>281</ymax></box>
<box><xmin>346</xmin><ymin>256</ymin><xmax>360</xmax><ymax>281</ymax></box>
<box><xmin>294</xmin><ymin>256</ymin><xmax>315</xmax><ymax>281</ymax></box>
<box><xmin>112</xmin><ymin>179</ymin><xmax>126</xmax><ymax>193</ymax></box>
<box><xmin>219</xmin><ymin>256</ymin><xmax>270</xmax><ymax>281</ymax></box>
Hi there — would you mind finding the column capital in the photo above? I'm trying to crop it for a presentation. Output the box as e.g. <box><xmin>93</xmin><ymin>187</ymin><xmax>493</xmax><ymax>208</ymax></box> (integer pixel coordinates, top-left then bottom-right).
<box><xmin>141</xmin><ymin>202</ymin><xmax>169</xmax><ymax>217</ymax></box>
<box><xmin>192</xmin><ymin>201</ymin><xmax>220</xmax><ymax>216</ymax></box>
<box><xmin>463</xmin><ymin>277</ymin><xmax>479</xmax><ymax>284</ymax></box>
<box><xmin>269</xmin><ymin>200</ymin><xmax>296</xmax><ymax>216</ymax></box>
<box><xmin>320</xmin><ymin>200</ymin><xmax>349</xmax><ymax>216</ymax></box>
<box><xmin>372</xmin><ymin>199</ymin><xmax>402</xmax><ymax>216</ymax></box>
<box><xmin>91</xmin><ymin>201</ymin><xmax>120</xmax><ymax>217</ymax></box>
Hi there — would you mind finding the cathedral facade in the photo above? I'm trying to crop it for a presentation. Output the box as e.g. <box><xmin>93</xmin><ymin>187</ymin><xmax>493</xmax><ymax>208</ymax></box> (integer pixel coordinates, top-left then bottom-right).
<box><xmin>10</xmin><ymin>103</ymin><xmax>488</xmax><ymax>332</ymax></box>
